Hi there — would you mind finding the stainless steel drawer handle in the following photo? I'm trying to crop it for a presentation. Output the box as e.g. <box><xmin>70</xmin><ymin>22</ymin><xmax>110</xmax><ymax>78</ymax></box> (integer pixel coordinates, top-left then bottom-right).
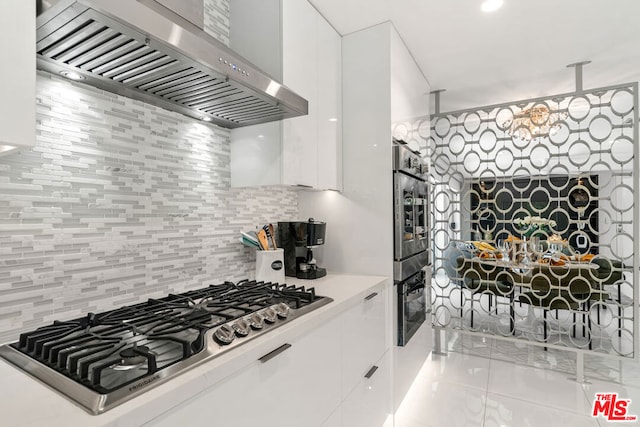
<box><xmin>364</xmin><ymin>292</ymin><xmax>378</xmax><ymax>301</ymax></box>
<box><xmin>364</xmin><ymin>365</ymin><xmax>379</xmax><ymax>379</ymax></box>
<box><xmin>259</xmin><ymin>343</ymin><xmax>292</xmax><ymax>363</ymax></box>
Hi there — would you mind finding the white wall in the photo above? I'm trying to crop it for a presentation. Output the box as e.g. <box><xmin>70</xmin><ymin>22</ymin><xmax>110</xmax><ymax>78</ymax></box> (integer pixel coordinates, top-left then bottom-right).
<box><xmin>390</xmin><ymin>28</ymin><xmax>430</xmax><ymax>124</ymax></box>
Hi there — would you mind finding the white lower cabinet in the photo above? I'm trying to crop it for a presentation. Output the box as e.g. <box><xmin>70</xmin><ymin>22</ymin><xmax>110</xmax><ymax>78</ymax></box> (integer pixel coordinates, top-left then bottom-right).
<box><xmin>340</xmin><ymin>283</ymin><xmax>391</xmax><ymax>427</ymax></box>
<box><xmin>341</xmin><ymin>283</ymin><xmax>388</xmax><ymax>397</ymax></box>
<box><xmin>147</xmin><ymin>315</ymin><xmax>342</xmax><ymax>427</ymax></box>
<box><xmin>146</xmin><ymin>281</ymin><xmax>392</xmax><ymax>427</ymax></box>
<box><xmin>342</xmin><ymin>351</ymin><xmax>392</xmax><ymax>427</ymax></box>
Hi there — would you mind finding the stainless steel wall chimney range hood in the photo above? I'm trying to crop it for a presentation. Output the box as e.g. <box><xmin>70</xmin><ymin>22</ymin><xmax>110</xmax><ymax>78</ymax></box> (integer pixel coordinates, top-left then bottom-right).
<box><xmin>36</xmin><ymin>0</ymin><xmax>308</xmax><ymax>128</ymax></box>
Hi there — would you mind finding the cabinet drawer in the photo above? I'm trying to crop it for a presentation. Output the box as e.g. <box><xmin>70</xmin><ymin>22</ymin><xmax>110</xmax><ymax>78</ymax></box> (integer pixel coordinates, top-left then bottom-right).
<box><xmin>147</xmin><ymin>316</ymin><xmax>342</xmax><ymax>427</ymax></box>
<box><xmin>341</xmin><ymin>283</ymin><xmax>388</xmax><ymax>397</ymax></box>
<box><xmin>342</xmin><ymin>350</ymin><xmax>392</xmax><ymax>427</ymax></box>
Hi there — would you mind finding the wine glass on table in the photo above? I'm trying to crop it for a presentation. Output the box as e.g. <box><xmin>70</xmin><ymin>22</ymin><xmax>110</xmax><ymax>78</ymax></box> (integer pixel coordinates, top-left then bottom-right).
<box><xmin>497</xmin><ymin>239</ymin><xmax>510</xmax><ymax>263</ymax></box>
<box><xmin>532</xmin><ymin>242</ymin><xmax>544</xmax><ymax>262</ymax></box>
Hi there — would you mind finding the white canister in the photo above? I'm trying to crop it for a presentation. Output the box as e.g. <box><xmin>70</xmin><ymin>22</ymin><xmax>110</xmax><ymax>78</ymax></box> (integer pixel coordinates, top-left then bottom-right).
<box><xmin>255</xmin><ymin>249</ymin><xmax>285</xmax><ymax>284</ymax></box>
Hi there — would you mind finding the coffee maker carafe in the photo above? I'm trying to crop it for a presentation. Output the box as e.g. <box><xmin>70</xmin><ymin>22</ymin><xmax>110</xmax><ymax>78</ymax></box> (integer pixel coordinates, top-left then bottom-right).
<box><xmin>278</xmin><ymin>218</ymin><xmax>327</xmax><ymax>279</ymax></box>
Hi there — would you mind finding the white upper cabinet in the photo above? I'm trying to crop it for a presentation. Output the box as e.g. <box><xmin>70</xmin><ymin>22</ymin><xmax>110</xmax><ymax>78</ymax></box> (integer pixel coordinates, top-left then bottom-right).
<box><xmin>316</xmin><ymin>15</ymin><xmax>342</xmax><ymax>191</ymax></box>
<box><xmin>229</xmin><ymin>0</ymin><xmax>342</xmax><ymax>190</ymax></box>
<box><xmin>0</xmin><ymin>0</ymin><xmax>35</xmax><ymax>151</ymax></box>
<box><xmin>282</xmin><ymin>0</ymin><xmax>318</xmax><ymax>187</ymax></box>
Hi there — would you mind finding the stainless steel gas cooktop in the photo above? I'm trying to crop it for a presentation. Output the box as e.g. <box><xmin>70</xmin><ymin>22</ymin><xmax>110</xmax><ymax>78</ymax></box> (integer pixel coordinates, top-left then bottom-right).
<box><xmin>0</xmin><ymin>280</ymin><xmax>332</xmax><ymax>414</ymax></box>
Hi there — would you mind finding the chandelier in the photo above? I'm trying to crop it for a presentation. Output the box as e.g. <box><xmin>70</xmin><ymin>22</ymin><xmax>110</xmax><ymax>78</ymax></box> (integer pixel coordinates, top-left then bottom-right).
<box><xmin>506</xmin><ymin>105</ymin><xmax>568</xmax><ymax>142</ymax></box>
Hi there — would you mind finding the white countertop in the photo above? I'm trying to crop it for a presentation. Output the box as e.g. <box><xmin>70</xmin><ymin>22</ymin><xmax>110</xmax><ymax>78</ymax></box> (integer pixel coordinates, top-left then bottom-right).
<box><xmin>0</xmin><ymin>273</ymin><xmax>390</xmax><ymax>427</ymax></box>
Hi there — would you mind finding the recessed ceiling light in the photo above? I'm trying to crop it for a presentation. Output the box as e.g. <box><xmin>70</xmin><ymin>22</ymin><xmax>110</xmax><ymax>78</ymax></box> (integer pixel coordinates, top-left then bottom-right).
<box><xmin>59</xmin><ymin>70</ymin><xmax>85</xmax><ymax>81</ymax></box>
<box><xmin>481</xmin><ymin>0</ymin><xmax>503</xmax><ymax>12</ymax></box>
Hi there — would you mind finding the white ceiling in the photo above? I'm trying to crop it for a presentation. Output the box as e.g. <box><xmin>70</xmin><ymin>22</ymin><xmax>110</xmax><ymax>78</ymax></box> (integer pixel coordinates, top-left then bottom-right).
<box><xmin>308</xmin><ymin>0</ymin><xmax>640</xmax><ymax>113</ymax></box>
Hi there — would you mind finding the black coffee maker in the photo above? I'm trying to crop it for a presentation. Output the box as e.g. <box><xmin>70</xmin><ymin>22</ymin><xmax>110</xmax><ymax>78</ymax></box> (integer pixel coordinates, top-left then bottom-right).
<box><xmin>278</xmin><ymin>218</ymin><xmax>327</xmax><ymax>279</ymax></box>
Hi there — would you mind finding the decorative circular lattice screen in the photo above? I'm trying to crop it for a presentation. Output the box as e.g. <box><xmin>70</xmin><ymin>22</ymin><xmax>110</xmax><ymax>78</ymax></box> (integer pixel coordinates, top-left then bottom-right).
<box><xmin>423</xmin><ymin>84</ymin><xmax>638</xmax><ymax>357</ymax></box>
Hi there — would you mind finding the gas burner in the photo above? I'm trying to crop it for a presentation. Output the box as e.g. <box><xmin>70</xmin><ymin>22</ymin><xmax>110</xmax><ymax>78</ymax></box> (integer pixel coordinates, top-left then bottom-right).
<box><xmin>1</xmin><ymin>280</ymin><xmax>332</xmax><ymax>415</ymax></box>
<box><xmin>191</xmin><ymin>301</ymin><xmax>213</xmax><ymax>312</ymax></box>
<box><xmin>113</xmin><ymin>346</ymin><xmax>150</xmax><ymax>370</ymax></box>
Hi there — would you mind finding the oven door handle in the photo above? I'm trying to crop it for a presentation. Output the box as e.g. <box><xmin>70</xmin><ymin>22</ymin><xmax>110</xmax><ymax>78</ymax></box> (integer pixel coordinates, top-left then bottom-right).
<box><xmin>404</xmin><ymin>288</ymin><xmax>425</xmax><ymax>303</ymax></box>
<box><xmin>406</xmin><ymin>283</ymin><xmax>425</xmax><ymax>294</ymax></box>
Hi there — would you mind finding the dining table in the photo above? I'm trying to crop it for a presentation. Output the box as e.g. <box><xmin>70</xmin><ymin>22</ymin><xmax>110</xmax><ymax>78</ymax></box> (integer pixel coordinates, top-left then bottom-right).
<box><xmin>466</xmin><ymin>254</ymin><xmax>605</xmax><ymax>342</ymax></box>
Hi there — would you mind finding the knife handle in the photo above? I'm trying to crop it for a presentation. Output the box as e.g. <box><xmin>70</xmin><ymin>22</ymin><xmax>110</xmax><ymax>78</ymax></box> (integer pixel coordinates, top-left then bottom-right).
<box><xmin>257</xmin><ymin>229</ymin><xmax>270</xmax><ymax>250</ymax></box>
<box><xmin>268</xmin><ymin>223</ymin><xmax>278</xmax><ymax>249</ymax></box>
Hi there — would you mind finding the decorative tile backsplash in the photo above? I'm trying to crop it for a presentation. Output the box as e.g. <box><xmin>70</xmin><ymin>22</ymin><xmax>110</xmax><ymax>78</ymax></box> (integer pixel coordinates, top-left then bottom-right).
<box><xmin>205</xmin><ymin>0</ymin><xmax>231</xmax><ymax>46</ymax></box>
<box><xmin>0</xmin><ymin>72</ymin><xmax>298</xmax><ymax>343</ymax></box>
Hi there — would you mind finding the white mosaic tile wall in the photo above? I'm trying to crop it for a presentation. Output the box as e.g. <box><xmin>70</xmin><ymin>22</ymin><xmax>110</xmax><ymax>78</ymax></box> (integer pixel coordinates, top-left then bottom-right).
<box><xmin>204</xmin><ymin>0</ymin><xmax>230</xmax><ymax>46</ymax></box>
<box><xmin>0</xmin><ymin>70</ymin><xmax>299</xmax><ymax>343</ymax></box>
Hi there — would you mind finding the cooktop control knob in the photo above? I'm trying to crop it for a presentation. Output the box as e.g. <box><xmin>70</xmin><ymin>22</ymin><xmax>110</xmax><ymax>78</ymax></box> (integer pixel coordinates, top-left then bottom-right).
<box><xmin>232</xmin><ymin>318</ymin><xmax>250</xmax><ymax>337</ymax></box>
<box><xmin>261</xmin><ymin>307</ymin><xmax>277</xmax><ymax>324</ymax></box>
<box><xmin>214</xmin><ymin>324</ymin><xmax>236</xmax><ymax>345</ymax></box>
<box><xmin>247</xmin><ymin>313</ymin><xmax>264</xmax><ymax>330</ymax></box>
<box><xmin>274</xmin><ymin>303</ymin><xmax>290</xmax><ymax>318</ymax></box>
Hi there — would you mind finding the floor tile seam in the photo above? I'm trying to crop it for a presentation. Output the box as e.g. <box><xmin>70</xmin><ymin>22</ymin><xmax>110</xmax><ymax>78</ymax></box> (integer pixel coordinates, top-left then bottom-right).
<box><xmin>581</xmin><ymin>384</ymin><xmax>601</xmax><ymax>426</ymax></box>
<box><xmin>584</xmin><ymin>374</ymin><xmax>640</xmax><ymax>389</ymax></box>
<box><xmin>596</xmin><ymin>417</ymin><xmax>608</xmax><ymax>427</ymax></box>
<box><xmin>489</xmin><ymin>360</ymin><xmax>578</xmax><ymax>378</ymax></box>
<box><xmin>487</xmin><ymin>338</ymin><xmax>493</xmax><ymax>394</ymax></box>
<box><xmin>582</xmin><ymin>374</ymin><xmax>640</xmax><ymax>389</ymax></box>
<box><xmin>495</xmin><ymin>343</ymin><xmax>576</xmax><ymax>363</ymax></box>
<box><xmin>584</xmin><ymin>380</ymin><xmax>640</xmax><ymax>392</ymax></box>
<box><xmin>484</xmin><ymin>389</ymin><xmax>594</xmax><ymax>417</ymax></box>
<box><xmin>447</xmin><ymin>348</ymin><xmax>493</xmax><ymax>363</ymax></box>
<box><xmin>393</xmin><ymin>412</ymin><xmax>431</xmax><ymax>427</ymax></box>
<box><xmin>436</xmin><ymin>349</ymin><xmax>494</xmax><ymax>392</ymax></box>
<box><xmin>427</xmin><ymin>378</ymin><xmax>489</xmax><ymax>393</ymax></box>
<box><xmin>481</xmin><ymin>383</ymin><xmax>489</xmax><ymax>427</ymax></box>
<box><xmin>486</xmin><ymin>362</ymin><xmax>594</xmax><ymax>405</ymax></box>
<box><xmin>488</xmin><ymin>355</ymin><xmax>582</xmax><ymax>380</ymax></box>
<box><xmin>414</xmin><ymin>373</ymin><xmax>493</xmax><ymax>395</ymax></box>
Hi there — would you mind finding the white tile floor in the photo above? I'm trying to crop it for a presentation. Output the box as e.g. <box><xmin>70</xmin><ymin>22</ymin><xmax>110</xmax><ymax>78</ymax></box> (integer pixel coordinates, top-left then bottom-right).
<box><xmin>394</xmin><ymin>332</ymin><xmax>640</xmax><ymax>427</ymax></box>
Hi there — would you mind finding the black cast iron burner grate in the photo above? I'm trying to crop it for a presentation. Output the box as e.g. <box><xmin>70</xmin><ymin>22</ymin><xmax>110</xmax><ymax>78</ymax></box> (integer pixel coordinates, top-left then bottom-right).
<box><xmin>9</xmin><ymin>280</ymin><xmax>324</xmax><ymax>394</ymax></box>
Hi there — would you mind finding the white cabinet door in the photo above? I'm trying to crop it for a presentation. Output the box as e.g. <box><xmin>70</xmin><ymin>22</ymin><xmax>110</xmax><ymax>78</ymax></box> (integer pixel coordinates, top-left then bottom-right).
<box><xmin>147</xmin><ymin>316</ymin><xmax>342</xmax><ymax>427</ymax></box>
<box><xmin>282</xmin><ymin>0</ymin><xmax>318</xmax><ymax>187</ymax></box>
<box><xmin>0</xmin><ymin>0</ymin><xmax>35</xmax><ymax>150</ymax></box>
<box><xmin>230</xmin><ymin>0</ymin><xmax>341</xmax><ymax>190</ymax></box>
<box><xmin>341</xmin><ymin>283</ymin><xmax>388</xmax><ymax>398</ymax></box>
<box><xmin>316</xmin><ymin>16</ymin><xmax>342</xmax><ymax>191</ymax></box>
<box><xmin>342</xmin><ymin>351</ymin><xmax>392</xmax><ymax>427</ymax></box>
<box><xmin>230</xmin><ymin>122</ymin><xmax>283</xmax><ymax>187</ymax></box>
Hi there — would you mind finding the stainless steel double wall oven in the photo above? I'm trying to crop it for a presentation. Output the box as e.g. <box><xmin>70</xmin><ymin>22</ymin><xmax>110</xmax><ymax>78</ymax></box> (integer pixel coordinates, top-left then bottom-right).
<box><xmin>393</xmin><ymin>140</ymin><xmax>430</xmax><ymax>346</ymax></box>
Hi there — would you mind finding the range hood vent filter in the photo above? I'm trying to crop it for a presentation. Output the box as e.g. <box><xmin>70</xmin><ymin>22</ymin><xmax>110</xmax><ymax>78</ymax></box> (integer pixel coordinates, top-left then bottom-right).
<box><xmin>36</xmin><ymin>0</ymin><xmax>307</xmax><ymax>128</ymax></box>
